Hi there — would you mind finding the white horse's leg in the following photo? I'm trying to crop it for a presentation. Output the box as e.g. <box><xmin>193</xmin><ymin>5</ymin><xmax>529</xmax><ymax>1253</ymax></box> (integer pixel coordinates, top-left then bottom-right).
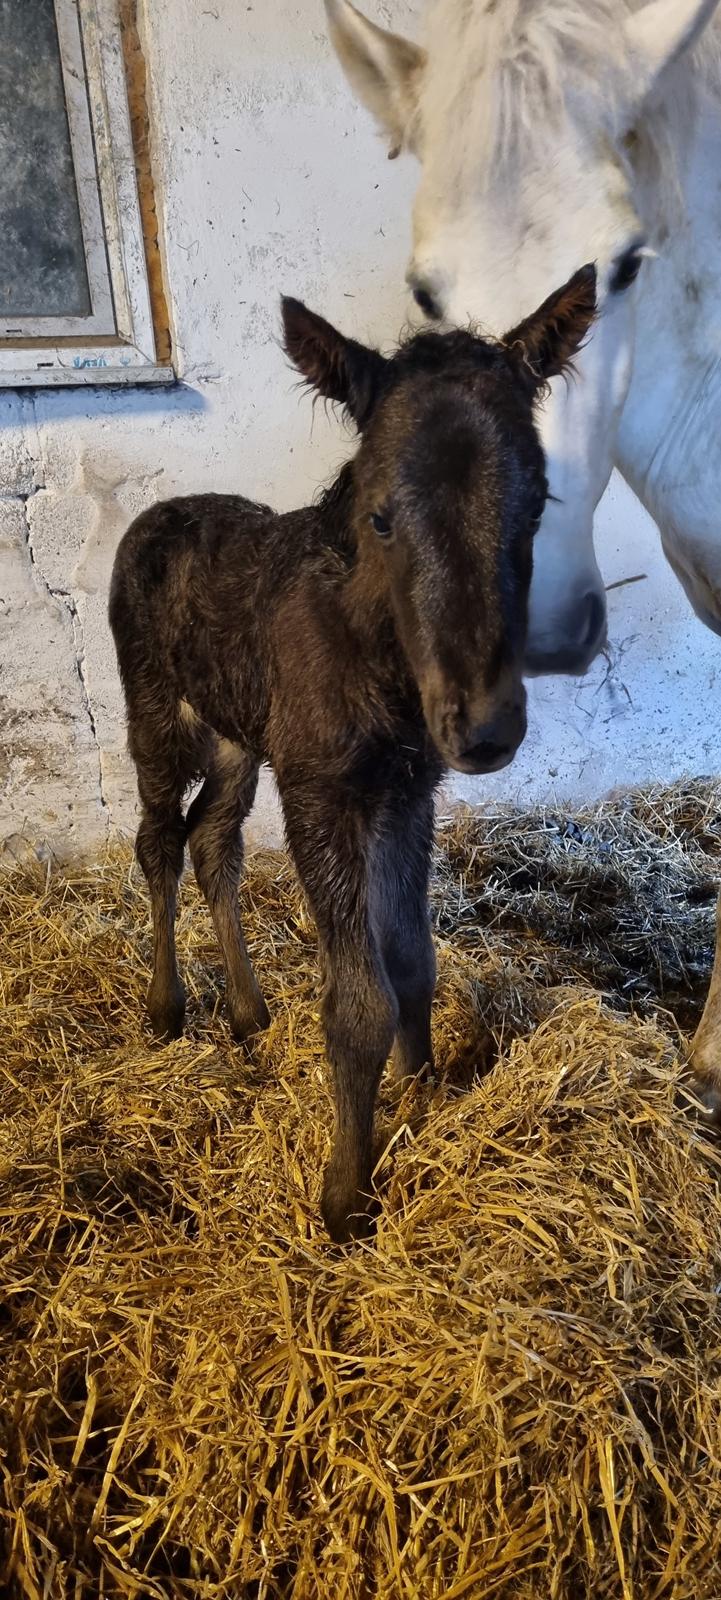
<box><xmin>691</xmin><ymin>891</ymin><xmax>721</xmax><ymax>1116</ymax></box>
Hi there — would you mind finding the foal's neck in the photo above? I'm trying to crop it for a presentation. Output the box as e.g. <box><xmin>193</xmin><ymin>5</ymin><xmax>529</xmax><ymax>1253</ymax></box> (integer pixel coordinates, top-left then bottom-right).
<box><xmin>618</xmin><ymin>87</ymin><xmax>721</xmax><ymax>539</ymax></box>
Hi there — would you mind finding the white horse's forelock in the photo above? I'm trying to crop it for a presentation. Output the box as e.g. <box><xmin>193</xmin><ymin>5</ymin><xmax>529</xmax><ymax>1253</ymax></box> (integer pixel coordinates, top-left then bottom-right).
<box><xmin>418</xmin><ymin>0</ymin><xmax>721</xmax><ymax>220</ymax></box>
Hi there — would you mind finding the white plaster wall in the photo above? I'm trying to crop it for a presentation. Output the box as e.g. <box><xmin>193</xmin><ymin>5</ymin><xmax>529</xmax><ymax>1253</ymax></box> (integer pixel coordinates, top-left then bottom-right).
<box><xmin>1</xmin><ymin>0</ymin><xmax>720</xmax><ymax>860</ymax></box>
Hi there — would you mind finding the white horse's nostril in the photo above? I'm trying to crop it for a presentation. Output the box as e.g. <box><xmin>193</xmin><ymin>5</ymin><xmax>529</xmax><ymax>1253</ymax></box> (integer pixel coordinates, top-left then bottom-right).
<box><xmin>579</xmin><ymin>591</ymin><xmax>607</xmax><ymax>650</ymax></box>
<box><xmin>523</xmin><ymin>591</ymin><xmax>607</xmax><ymax>676</ymax></box>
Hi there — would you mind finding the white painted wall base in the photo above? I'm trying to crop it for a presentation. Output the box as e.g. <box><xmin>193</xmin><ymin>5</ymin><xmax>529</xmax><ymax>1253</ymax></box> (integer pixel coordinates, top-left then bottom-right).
<box><xmin>1</xmin><ymin>0</ymin><xmax>719</xmax><ymax>861</ymax></box>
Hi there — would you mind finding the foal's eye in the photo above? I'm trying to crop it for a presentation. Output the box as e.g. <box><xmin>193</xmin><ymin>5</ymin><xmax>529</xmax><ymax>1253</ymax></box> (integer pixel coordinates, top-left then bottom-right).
<box><xmin>371</xmin><ymin>511</ymin><xmax>392</xmax><ymax>538</ymax></box>
<box><xmin>528</xmin><ymin>485</ymin><xmax>548</xmax><ymax>531</ymax></box>
<box><xmin>412</xmin><ymin>285</ymin><xmax>442</xmax><ymax>321</ymax></box>
<box><xmin>610</xmin><ymin>243</ymin><xmax>645</xmax><ymax>294</ymax></box>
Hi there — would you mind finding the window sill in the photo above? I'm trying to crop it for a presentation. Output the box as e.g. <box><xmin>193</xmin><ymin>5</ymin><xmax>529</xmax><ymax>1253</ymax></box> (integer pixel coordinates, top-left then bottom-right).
<box><xmin>0</xmin><ymin>354</ymin><xmax>176</xmax><ymax>388</ymax></box>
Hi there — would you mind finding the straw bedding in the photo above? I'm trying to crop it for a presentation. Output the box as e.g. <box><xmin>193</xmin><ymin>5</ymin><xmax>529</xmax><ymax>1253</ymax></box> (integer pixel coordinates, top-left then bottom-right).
<box><xmin>2</xmin><ymin>780</ymin><xmax>721</xmax><ymax>1599</ymax></box>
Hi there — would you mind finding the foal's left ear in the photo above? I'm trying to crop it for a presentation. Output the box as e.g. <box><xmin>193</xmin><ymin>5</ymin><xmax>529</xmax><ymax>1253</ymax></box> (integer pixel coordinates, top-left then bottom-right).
<box><xmin>281</xmin><ymin>297</ymin><xmax>388</xmax><ymax>428</ymax></box>
<box><xmin>503</xmin><ymin>265</ymin><xmax>597</xmax><ymax>387</ymax></box>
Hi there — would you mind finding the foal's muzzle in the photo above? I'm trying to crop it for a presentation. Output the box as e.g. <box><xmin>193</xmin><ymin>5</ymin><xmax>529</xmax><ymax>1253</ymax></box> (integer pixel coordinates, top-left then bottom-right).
<box><xmin>434</xmin><ymin>699</ymin><xmax>528</xmax><ymax>775</ymax></box>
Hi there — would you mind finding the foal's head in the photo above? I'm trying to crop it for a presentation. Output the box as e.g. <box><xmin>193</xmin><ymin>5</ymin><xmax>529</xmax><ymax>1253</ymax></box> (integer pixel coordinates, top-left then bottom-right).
<box><xmin>282</xmin><ymin>267</ymin><xmax>594</xmax><ymax>773</ymax></box>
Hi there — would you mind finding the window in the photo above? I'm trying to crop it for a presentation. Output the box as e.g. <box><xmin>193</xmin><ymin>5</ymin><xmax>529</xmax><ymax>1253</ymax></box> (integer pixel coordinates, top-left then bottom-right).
<box><xmin>0</xmin><ymin>0</ymin><xmax>172</xmax><ymax>386</ymax></box>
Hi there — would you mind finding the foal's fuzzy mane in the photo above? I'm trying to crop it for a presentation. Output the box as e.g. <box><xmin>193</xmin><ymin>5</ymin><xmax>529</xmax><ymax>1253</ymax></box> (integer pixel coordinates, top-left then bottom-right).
<box><xmin>419</xmin><ymin>0</ymin><xmax>721</xmax><ymax>203</ymax></box>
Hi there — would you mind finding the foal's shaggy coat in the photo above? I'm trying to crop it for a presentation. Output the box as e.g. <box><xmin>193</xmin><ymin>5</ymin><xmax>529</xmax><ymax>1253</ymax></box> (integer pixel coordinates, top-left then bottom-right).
<box><xmin>110</xmin><ymin>273</ymin><xmax>594</xmax><ymax>1240</ymax></box>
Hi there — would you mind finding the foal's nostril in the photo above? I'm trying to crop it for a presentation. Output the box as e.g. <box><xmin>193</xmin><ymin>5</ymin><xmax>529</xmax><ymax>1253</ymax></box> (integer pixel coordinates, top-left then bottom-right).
<box><xmin>459</xmin><ymin>738</ymin><xmax>511</xmax><ymax>768</ymax></box>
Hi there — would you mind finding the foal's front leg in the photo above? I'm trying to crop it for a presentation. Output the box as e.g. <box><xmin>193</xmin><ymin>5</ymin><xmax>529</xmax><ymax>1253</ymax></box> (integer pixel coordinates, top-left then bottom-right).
<box><xmin>691</xmin><ymin>889</ymin><xmax>721</xmax><ymax>1119</ymax></box>
<box><xmin>370</xmin><ymin>790</ymin><xmax>436</xmax><ymax>1089</ymax></box>
<box><xmin>281</xmin><ymin>783</ymin><xmax>398</xmax><ymax>1243</ymax></box>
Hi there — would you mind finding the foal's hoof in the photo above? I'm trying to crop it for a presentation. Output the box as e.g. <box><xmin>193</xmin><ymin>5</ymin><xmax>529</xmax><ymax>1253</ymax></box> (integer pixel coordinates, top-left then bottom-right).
<box><xmin>228</xmin><ymin>993</ymin><xmax>271</xmax><ymax>1043</ymax></box>
<box><xmin>688</xmin><ymin>1035</ymin><xmax>721</xmax><ymax>1125</ymax></box>
<box><xmin>321</xmin><ymin>1178</ymin><xmax>376</xmax><ymax>1245</ymax></box>
<box><xmin>147</xmin><ymin>981</ymin><xmax>186</xmax><ymax>1041</ymax></box>
<box><xmin>690</xmin><ymin>1076</ymin><xmax>721</xmax><ymax>1125</ymax></box>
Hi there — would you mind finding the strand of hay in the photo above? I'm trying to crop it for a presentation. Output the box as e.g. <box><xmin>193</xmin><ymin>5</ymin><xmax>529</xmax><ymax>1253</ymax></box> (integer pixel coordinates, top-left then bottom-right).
<box><xmin>2</xmin><ymin>781</ymin><xmax>721</xmax><ymax>1598</ymax></box>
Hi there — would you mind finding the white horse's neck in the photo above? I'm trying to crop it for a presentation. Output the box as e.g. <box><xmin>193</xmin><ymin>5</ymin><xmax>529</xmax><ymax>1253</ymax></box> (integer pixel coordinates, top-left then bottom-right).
<box><xmin>617</xmin><ymin>81</ymin><xmax>721</xmax><ymax>623</ymax></box>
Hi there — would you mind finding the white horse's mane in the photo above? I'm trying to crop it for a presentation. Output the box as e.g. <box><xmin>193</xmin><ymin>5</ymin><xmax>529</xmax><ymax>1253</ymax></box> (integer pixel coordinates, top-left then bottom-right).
<box><xmin>419</xmin><ymin>0</ymin><xmax>721</xmax><ymax>200</ymax></box>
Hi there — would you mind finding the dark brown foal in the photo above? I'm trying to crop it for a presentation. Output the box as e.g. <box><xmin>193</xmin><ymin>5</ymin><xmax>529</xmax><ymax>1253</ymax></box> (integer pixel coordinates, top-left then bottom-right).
<box><xmin>110</xmin><ymin>268</ymin><xmax>596</xmax><ymax>1241</ymax></box>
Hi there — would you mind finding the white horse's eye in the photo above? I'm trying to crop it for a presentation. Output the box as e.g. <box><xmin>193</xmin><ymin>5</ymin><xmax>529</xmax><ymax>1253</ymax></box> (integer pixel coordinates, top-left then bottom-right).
<box><xmin>412</xmin><ymin>285</ymin><xmax>442</xmax><ymax>321</ymax></box>
<box><xmin>610</xmin><ymin>244</ymin><xmax>645</xmax><ymax>293</ymax></box>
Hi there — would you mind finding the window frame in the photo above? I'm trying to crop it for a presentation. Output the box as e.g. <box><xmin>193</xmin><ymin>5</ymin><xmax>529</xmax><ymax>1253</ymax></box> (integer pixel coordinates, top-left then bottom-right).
<box><xmin>0</xmin><ymin>0</ymin><xmax>173</xmax><ymax>387</ymax></box>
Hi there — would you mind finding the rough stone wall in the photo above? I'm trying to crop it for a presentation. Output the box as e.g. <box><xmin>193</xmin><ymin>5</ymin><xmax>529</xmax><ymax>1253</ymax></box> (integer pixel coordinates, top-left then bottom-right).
<box><xmin>0</xmin><ymin>398</ymin><xmax>106</xmax><ymax>854</ymax></box>
<box><xmin>1</xmin><ymin>0</ymin><xmax>720</xmax><ymax>863</ymax></box>
<box><xmin>1</xmin><ymin>0</ymin><xmax>423</xmax><ymax>857</ymax></box>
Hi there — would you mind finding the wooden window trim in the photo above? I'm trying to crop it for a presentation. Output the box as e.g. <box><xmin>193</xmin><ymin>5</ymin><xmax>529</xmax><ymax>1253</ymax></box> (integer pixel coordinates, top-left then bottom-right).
<box><xmin>0</xmin><ymin>0</ymin><xmax>174</xmax><ymax>387</ymax></box>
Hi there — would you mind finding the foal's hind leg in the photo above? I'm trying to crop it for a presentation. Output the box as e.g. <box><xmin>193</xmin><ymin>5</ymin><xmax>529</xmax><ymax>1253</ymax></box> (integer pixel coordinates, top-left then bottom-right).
<box><xmin>135</xmin><ymin>768</ymin><xmax>188</xmax><ymax>1041</ymax></box>
<box><xmin>186</xmin><ymin>741</ymin><xmax>269</xmax><ymax>1041</ymax></box>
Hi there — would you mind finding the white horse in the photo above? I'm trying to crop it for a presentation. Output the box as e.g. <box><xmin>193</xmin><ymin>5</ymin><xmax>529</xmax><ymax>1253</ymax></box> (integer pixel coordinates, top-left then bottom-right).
<box><xmin>325</xmin><ymin>0</ymin><xmax>721</xmax><ymax>1101</ymax></box>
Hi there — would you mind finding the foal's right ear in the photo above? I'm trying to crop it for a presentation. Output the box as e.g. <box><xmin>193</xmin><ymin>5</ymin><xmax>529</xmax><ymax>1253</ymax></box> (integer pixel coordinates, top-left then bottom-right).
<box><xmin>281</xmin><ymin>297</ymin><xmax>388</xmax><ymax>429</ymax></box>
<box><xmin>503</xmin><ymin>264</ymin><xmax>597</xmax><ymax>386</ymax></box>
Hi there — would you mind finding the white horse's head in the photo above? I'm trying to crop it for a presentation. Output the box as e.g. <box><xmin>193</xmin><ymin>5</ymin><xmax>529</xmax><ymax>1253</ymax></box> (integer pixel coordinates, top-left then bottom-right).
<box><xmin>326</xmin><ymin>0</ymin><xmax>721</xmax><ymax>673</ymax></box>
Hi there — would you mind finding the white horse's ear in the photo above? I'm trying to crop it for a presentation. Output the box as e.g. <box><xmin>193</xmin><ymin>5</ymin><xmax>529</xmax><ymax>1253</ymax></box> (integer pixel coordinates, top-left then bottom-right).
<box><xmin>324</xmin><ymin>0</ymin><xmax>426</xmax><ymax>156</ymax></box>
<box><xmin>623</xmin><ymin>0</ymin><xmax>720</xmax><ymax>104</ymax></box>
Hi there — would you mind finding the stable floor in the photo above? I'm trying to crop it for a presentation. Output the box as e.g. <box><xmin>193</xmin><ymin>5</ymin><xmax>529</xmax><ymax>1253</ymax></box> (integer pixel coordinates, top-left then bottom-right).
<box><xmin>2</xmin><ymin>784</ymin><xmax>721</xmax><ymax>1598</ymax></box>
